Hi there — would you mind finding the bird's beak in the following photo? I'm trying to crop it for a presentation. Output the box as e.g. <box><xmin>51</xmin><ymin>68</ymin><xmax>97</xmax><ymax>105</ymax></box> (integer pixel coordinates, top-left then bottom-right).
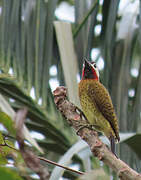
<box><xmin>83</xmin><ymin>58</ymin><xmax>91</xmax><ymax>68</ymax></box>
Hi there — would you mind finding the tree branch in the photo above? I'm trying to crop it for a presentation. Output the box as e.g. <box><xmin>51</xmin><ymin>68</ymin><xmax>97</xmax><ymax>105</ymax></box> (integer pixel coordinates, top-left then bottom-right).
<box><xmin>53</xmin><ymin>86</ymin><xmax>141</xmax><ymax>180</ymax></box>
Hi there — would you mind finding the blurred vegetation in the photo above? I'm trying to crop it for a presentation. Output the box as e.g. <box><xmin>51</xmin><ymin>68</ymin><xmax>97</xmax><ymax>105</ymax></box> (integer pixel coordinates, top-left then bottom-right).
<box><xmin>0</xmin><ymin>0</ymin><xmax>140</xmax><ymax>179</ymax></box>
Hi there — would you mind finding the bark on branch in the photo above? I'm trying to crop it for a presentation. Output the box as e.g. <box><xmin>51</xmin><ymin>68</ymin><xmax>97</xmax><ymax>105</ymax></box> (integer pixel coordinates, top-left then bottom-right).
<box><xmin>53</xmin><ymin>86</ymin><xmax>141</xmax><ymax>180</ymax></box>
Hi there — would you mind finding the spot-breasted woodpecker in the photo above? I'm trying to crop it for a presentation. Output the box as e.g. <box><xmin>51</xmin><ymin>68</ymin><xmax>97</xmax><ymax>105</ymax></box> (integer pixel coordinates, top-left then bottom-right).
<box><xmin>78</xmin><ymin>59</ymin><xmax>120</xmax><ymax>154</ymax></box>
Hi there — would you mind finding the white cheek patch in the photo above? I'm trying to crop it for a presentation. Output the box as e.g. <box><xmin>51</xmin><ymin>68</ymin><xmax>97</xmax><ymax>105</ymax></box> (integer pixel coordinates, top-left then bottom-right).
<box><xmin>90</xmin><ymin>63</ymin><xmax>99</xmax><ymax>79</ymax></box>
<box><xmin>95</xmin><ymin>68</ymin><xmax>99</xmax><ymax>78</ymax></box>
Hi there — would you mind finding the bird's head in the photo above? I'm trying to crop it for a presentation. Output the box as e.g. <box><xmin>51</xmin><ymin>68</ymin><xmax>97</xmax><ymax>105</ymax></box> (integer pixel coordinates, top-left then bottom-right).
<box><xmin>82</xmin><ymin>58</ymin><xmax>99</xmax><ymax>80</ymax></box>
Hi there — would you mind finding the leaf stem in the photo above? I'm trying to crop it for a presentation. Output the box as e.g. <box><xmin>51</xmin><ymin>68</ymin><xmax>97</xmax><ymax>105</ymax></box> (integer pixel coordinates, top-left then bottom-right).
<box><xmin>73</xmin><ymin>0</ymin><xmax>98</xmax><ymax>38</ymax></box>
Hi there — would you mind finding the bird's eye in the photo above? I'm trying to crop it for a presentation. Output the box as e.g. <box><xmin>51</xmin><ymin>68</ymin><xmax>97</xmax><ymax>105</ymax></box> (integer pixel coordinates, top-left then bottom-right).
<box><xmin>93</xmin><ymin>63</ymin><xmax>97</xmax><ymax>68</ymax></box>
<box><xmin>91</xmin><ymin>62</ymin><xmax>97</xmax><ymax>69</ymax></box>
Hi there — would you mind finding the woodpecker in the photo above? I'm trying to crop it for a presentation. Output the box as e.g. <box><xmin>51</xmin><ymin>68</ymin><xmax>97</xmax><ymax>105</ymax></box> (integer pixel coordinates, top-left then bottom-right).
<box><xmin>78</xmin><ymin>59</ymin><xmax>120</xmax><ymax>154</ymax></box>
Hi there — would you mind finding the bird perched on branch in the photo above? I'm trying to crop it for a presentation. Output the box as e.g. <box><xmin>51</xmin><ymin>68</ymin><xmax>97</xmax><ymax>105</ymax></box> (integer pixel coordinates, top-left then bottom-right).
<box><xmin>78</xmin><ymin>59</ymin><xmax>120</xmax><ymax>155</ymax></box>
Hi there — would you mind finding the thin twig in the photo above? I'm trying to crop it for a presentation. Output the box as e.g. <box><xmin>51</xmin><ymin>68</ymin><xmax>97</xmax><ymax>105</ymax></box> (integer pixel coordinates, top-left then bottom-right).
<box><xmin>38</xmin><ymin>156</ymin><xmax>84</xmax><ymax>175</ymax></box>
<box><xmin>0</xmin><ymin>135</ymin><xmax>84</xmax><ymax>176</ymax></box>
<box><xmin>0</xmin><ymin>135</ymin><xmax>19</xmax><ymax>152</ymax></box>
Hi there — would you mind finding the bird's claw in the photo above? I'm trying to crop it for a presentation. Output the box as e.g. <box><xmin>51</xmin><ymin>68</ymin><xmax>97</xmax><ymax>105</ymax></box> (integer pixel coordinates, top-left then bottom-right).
<box><xmin>75</xmin><ymin>106</ymin><xmax>88</xmax><ymax>122</ymax></box>
<box><xmin>76</xmin><ymin>124</ymin><xmax>93</xmax><ymax>135</ymax></box>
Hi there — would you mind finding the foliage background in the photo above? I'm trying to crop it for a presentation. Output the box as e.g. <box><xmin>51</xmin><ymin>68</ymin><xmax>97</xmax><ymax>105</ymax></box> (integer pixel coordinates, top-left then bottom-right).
<box><xmin>0</xmin><ymin>0</ymin><xmax>140</xmax><ymax>179</ymax></box>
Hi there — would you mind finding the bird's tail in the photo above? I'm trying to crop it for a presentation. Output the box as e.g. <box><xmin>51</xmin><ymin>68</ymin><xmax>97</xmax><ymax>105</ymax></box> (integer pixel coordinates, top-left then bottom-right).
<box><xmin>110</xmin><ymin>135</ymin><xmax>115</xmax><ymax>155</ymax></box>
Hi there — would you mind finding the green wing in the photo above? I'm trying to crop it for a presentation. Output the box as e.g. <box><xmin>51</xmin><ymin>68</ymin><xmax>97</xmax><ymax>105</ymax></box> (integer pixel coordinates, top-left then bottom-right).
<box><xmin>88</xmin><ymin>81</ymin><xmax>120</xmax><ymax>141</ymax></box>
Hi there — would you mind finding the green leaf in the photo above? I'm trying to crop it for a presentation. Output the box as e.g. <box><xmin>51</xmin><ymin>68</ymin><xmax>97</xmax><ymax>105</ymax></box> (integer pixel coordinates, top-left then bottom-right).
<box><xmin>73</xmin><ymin>0</ymin><xmax>98</xmax><ymax>38</ymax></box>
<box><xmin>102</xmin><ymin>0</ymin><xmax>120</xmax><ymax>87</ymax></box>
<box><xmin>0</xmin><ymin>111</ymin><xmax>16</xmax><ymax>136</ymax></box>
<box><xmin>91</xmin><ymin>156</ymin><xmax>100</xmax><ymax>169</ymax></box>
<box><xmin>0</xmin><ymin>92</ymin><xmax>44</xmax><ymax>153</ymax></box>
<box><xmin>0</xmin><ymin>132</ymin><xmax>8</xmax><ymax>165</ymax></box>
<box><xmin>0</xmin><ymin>76</ymin><xmax>72</xmax><ymax>151</ymax></box>
<box><xmin>0</xmin><ymin>155</ymin><xmax>7</xmax><ymax>165</ymax></box>
<box><xmin>41</xmin><ymin>0</ymin><xmax>58</xmax><ymax>107</ymax></box>
<box><xmin>0</xmin><ymin>167</ymin><xmax>23</xmax><ymax>180</ymax></box>
<box><xmin>0</xmin><ymin>144</ymin><xmax>12</xmax><ymax>165</ymax></box>
<box><xmin>0</xmin><ymin>132</ymin><xmax>14</xmax><ymax>165</ymax></box>
<box><xmin>123</xmin><ymin>134</ymin><xmax>141</xmax><ymax>159</ymax></box>
<box><xmin>54</xmin><ymin>21</ymin><xmax>80</xmax><ymax>106</ymax></box>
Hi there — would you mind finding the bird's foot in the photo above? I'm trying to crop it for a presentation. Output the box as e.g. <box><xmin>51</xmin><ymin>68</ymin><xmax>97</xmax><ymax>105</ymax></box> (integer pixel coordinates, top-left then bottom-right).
<box><xmin>75</xmin><ymin>106</ymin><xmax>88</xmax><ymax>122</ymax></box>
<box><xmin>76</xmin><ymin>124</ymin><xmax>93</xmax><ymax>135</ymax></box>
<box><xmin>75</xmin><ymin>107</ymin><xmax>94</xmax><ymax>135</ymax></box>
